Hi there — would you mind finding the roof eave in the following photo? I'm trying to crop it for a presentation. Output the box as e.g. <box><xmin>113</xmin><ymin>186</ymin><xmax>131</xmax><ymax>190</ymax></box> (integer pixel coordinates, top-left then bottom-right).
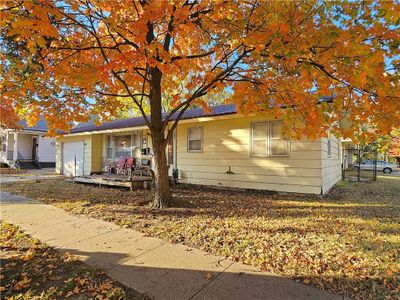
<box><xmin>60</xmin><ymin>112</ymin><xmax>241</xmax><ymax>137</ymax></box>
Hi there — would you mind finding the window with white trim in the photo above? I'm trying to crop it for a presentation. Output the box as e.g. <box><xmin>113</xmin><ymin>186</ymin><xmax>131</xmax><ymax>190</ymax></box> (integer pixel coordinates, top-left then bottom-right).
<box><xmin>106</xmin><ymin>135</ymin><xmax>113</xmax><ymax>159</ymax></box>
<box><xmin>327</xmin><ymin>133</ymin><xmax>332</xmax><ymax>158</ymax></box>
<box><xmin>187</xmin><ymin>127</ymin><xmax>203</xmax><ymax>152</ymax></box>
<box><xmin>252</xmin><ymin>123</ymin><xmax>268</xmax><ymax>156</ymax></box>
<box><xmin>132</xmin><ymin>133</ymin><xmax>141</xmax><ymax>147</ymax></box>
<box><xmin>114</xmin><ymin>135</ymin><xmax>131</xmax><ymax>158</ymax></box>
<box><xmin>251</xmin><ymin>121</ymin><xmax>289</xmax><ymax>157</ymax></box>
<box><xmin>0</xmin><ymin>134</ymin><xmax>6</xmax><ymax>152</ymax></box>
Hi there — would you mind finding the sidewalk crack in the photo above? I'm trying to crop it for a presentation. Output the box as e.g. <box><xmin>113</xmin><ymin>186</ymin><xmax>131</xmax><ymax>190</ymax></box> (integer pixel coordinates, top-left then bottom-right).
<box><xmin>188</xmin><ymin>260</ymin><xmax>235</xmax><ymax>300</ymax></box>
<box><xmin>106</xmin><ymin>242</ymin><xmax>166</xmax><ymax>271</ymax></box>
<box><xmin>57</xmin><ymin>227</ymin><xmax>119</xmax><ymax>249</ymax></box>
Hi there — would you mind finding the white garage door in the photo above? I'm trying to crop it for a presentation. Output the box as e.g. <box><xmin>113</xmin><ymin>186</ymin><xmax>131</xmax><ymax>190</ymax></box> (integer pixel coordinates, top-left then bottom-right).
<box><xmin>63</xmin><ymin>142</ymin><xmax>84</xmax><ymax>176</ymax></box>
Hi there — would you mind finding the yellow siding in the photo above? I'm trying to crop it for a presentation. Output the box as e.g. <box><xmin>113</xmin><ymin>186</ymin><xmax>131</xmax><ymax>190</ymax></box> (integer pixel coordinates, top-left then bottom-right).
<box><xmin>55</xmin><ymin>136</ymin><xmax>92</xmax><ymax>175</ymax></box>
<box><xmin>91</xmin><ymin>134</ymin><xmax>103</xmax><ymax>173</ymax></box>
<box><xmin>321</xmin><ymin>136</ymin><xmax>342</xmax><ymax>193</ymax></box>
<box><xmin>55</xmin><ymin>114</ymin><xmax>342</xmax><ymax>194</ymax></box>
<box><xmin>176</xmin><ymin>116</ymin><xmax>323</xmax><ymax>194</ymax></box>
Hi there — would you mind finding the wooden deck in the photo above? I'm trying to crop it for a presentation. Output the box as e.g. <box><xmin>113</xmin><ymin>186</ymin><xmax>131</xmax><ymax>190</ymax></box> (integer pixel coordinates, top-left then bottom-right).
<box><xmin>73</xmin><ymin>174</ymin><xmax>153</xmax><ymax>190</ymax></box>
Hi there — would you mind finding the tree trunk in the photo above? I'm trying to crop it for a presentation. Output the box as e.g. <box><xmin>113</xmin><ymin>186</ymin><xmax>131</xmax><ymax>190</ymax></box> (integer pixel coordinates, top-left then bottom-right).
<box><xmin>151</xmin><ymin>131</ymin><xmax>172</xmax><ymax>208</ymax></box>
<box><xmin>145</xmin><ymin>21</ymin><xmax>172</xmax><ymax>208</ymax></box>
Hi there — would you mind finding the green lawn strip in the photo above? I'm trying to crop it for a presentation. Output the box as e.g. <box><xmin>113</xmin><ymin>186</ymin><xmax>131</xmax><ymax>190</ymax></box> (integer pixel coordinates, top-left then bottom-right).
<box><xmin>2</xmin><ymin>177</ymin><xmax>399</xmax><ymax>299</ymax></box>
<box><xmin>0</xmin><ymin>222</ymin><xmax>150</xmax><ymax>300</ymax></box>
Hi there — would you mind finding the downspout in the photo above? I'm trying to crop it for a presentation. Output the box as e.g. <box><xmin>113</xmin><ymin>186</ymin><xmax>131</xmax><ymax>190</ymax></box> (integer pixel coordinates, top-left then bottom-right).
<box><xmin>174</xmin><ymin>128</ymin><xmax>178</xmax><ymax>171</ymax></box>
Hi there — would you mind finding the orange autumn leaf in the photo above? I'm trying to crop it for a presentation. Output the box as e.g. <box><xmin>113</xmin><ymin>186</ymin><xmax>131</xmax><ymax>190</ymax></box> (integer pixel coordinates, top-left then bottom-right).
<box><xmin>1</xmin><ymin>0</ymin><xmax>399</xmax><ymax>206</ymax></box>
<box><xmin>13</xmin><ymin>276</ymin><xmax>31</xmax><ymax>290</ymax></box>
<box><xmin>1</xmin><ymin>0</ymin><xmax>398</xmax><ymax>140</ymax></box>
<box><xmin>99</xmin><ymin>281</ymin><xmax>113</xmax><ymax>292</ymax></box>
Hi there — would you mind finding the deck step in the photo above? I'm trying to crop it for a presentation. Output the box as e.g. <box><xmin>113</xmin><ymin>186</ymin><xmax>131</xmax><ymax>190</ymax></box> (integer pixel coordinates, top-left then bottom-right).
<box><xmin>74</xmin><ymin>174</ymin><xmax>153</xmax><ymax>190</ymax></box>
<box><xmin>18</xmin><ymin>161</ymin><xmax>40</xmax><ymax>169</ymax></box>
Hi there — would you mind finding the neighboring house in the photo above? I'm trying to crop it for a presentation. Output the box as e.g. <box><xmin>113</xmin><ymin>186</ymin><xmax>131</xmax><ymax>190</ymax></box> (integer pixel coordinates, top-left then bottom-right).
<box><xmin>55</xmin><ymin>104</ymin><xmax>341</xmax><ymax>194</ymax></box>
<box><xmin>0</xmin><ymin>119</ymin><xmax>56</xmax><ymax>169</ymax></box>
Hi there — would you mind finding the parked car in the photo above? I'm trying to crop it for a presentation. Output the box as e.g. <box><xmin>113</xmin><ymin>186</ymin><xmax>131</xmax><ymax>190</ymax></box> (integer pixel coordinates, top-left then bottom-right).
<box><xmin>354</xmin><ymin>160</ymin><xmax>400</xmax><ymax>174</ymax></box>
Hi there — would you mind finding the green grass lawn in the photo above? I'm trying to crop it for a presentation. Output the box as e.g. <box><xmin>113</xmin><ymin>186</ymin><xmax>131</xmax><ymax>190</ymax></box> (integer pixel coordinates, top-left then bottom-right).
<box><xmin>2</xmin><ymin>176</ymin><xmax>399</xmax><ymax>299</ymax></box>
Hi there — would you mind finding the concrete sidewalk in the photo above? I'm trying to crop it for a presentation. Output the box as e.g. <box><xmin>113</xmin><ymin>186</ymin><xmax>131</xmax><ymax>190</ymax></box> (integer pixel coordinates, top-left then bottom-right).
<box><xmin>0</xmin><ymin>191</ymin><xmax>347</xmax><ymax>300</ymax></box>
<box><xmin>0</xmin><ymin>168</ymin><xmax>61</xmax><ymax>184</ymax></box>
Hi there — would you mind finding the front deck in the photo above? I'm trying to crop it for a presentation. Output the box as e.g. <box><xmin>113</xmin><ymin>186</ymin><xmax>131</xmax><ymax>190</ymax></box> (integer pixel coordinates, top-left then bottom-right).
<box><xmin>73</xmin><ymin>173</ymin><xmax>153</xmax><ymax>190</ymax></box>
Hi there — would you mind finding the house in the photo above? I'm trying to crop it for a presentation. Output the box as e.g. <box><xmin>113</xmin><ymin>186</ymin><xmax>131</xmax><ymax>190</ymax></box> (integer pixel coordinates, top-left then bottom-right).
<box><xmin>55</xmin><ymin>104</ymin><xmax>341</xmax><ymax>194</ymax></box>
<box><xmin>0</xmin><ymin>119</ymin><xmax>56</xmax><ymax>169</ymax></box>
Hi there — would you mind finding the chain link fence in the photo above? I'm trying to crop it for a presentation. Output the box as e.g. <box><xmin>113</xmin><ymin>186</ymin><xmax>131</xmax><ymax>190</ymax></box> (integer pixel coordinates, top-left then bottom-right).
<box><xmin>342</xmin><ymin>147</ymin><xmax>377</xmax><ymax>182</ymax></box>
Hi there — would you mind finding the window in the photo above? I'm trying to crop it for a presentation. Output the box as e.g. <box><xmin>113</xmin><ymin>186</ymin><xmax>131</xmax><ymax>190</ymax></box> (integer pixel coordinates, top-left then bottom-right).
<box><xmin>106</xmin><ymin>135</ymin><xmax>113</xmax><ymax>159</ymax></box>
<box><xmin>187</xmin><ymin>127</ymin><xmax>202</xmax><ymax>152</ymax></box>
<box><xmin>114</xmin><ymin>135</ymin><xmax>131</xmax><ymax>158</ymax></box>
<box><xmin>270</xmin><ymin>122</ymin><xmax>288</xmax><ymax>156</ymax></box>
<box><xmin>327</xmin><ymin>134</ymin><xmax>332</xmax><ymax>158</ymax></box>
<box><xmin>251</xmin><ymin>121</ymin><xmax>289</xmax><ymax>157</ymax></box>
<box><xmin>252</xmin><ymin>123</ymin><xmax>268</xmax><ymax>156</ymax></box>
<box><xmin>0</xmin><ymin>134</ymin><xmax>6</xmax><ymax>152</ymax></box>
<box><xmin>132</xmin><ymin>133</ymin><xmax>141</xmax><ymax>147</ymax></box>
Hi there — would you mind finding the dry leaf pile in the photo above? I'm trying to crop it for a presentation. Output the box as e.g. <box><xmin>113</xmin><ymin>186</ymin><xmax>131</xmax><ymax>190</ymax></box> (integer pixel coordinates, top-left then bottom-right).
<box><xmin>0</xmin><ymin>222</ymin><xmax>149</xmax><ymax>300</ymax></box>
<box><xmin>3</xmin><ymin>176</ymin><xmax>399</xmax><ymax>299</ymax></box>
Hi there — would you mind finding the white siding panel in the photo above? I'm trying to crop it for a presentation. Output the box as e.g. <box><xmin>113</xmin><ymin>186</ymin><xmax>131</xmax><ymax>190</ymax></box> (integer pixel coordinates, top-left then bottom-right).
<box><xmin>16</xmin><ymin>133</ymin><xmax>32</xmax><ymax>160</ymax></box>
<box><xmin>56</xmin><ymin>136</ymin><xmax>91</xmax><ymax>175</ymax></box>
<box><xmin>0</xmin><ymin>128</ymin><xmax>7</xmax><ymax>163</ymax></box>
<box><xmin>62</xmin><ymin>141</ymin><xmax>84</xmax><ymax>176</ymax></box>
<box><xmin>37</xmin><ymin>136</ymin><xmax>56</xmax><ymax>162</ymax></box>
<box><xmin>321</xmin><ymin>136</ymin><xmax>342</xmax><ymax>193</ymax></box>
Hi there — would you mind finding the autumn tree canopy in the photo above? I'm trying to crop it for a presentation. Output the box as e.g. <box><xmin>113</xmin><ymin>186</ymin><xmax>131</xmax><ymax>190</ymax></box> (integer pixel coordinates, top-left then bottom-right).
<box><xmin>1</xmin><ymin>0</ymin><xmax>399</xmax><ymax>207</ymax></box>
<box><xmin>378</xmin><ymin>128</ymin><xmax>400</xmax><ymax>158</ymax></box>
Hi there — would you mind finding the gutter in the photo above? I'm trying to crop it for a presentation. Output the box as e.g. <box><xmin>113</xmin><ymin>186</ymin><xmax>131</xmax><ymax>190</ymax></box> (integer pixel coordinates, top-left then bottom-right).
<box><xmin>59</xmin><ymin>112</ymin><xmax>244</xmax><ymax>137</ymax></box>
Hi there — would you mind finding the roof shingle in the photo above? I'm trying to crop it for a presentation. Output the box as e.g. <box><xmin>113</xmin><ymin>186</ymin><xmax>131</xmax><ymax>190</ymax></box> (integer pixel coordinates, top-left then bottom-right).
<box><xmin>17</xmin><ymin>119</ymin><xmax>49</xmax><ymax>132</ymax></box>
<box><xmin>70</xmin><ymin>104</ymin><xmax>237</xmax><ymax>133</ymax></box>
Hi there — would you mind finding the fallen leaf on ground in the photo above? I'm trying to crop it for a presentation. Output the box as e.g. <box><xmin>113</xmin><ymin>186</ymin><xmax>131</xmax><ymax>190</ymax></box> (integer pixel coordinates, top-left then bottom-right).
<box><xmin>13</xmin><ymin>276</ymin><xmax>31</xmax><ymax>290</ymax></box>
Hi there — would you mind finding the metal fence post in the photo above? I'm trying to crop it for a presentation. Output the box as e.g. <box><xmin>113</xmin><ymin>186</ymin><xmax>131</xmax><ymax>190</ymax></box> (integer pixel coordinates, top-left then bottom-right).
<box><xmin>373</xmin><ymin>150</ymin><xmax>377</xmax><ymax>181</ymax></box>
<box><xmin>357</xmin><ymin>148</ymin><xmax>361</xmax><ymax>182</ymax></box>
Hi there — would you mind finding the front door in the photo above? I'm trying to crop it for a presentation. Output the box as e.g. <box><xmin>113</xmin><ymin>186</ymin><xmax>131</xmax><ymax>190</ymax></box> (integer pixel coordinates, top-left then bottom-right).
<box><xmin>32</xmin><ymin>137</ymin><xmax>38</xmax><ymax>161</ymax></box>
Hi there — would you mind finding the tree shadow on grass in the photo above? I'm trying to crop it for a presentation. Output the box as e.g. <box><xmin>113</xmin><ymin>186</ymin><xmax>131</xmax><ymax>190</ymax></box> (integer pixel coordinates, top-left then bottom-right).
<box><xmin>61</xmin><ymin>246</ymin><xmax>397</xmax><ymax>300</ymax></box>
<box><xmin>62</xmin><ymin>247</ymin><xmax>348</xmax><ymax>300</ymax></box>
<box><xmin>2</xmin><ymin>185</ymin><xmax>398</xmax><ymax>300</ymax></box>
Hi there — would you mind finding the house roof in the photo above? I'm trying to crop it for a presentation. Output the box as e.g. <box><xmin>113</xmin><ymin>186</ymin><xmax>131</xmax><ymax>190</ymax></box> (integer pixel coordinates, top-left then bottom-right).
<box><xmin>15</xmin><ymin>95</ymin><xmax>334</xmax><ymax>135</ymax></box>
<box><xmin>69</xmin><ymin>94</ymin><xmax>335</xmax><ymax>134</ymax></box>
<box><xmin>17</xmin><ymin>119</ymin><xmax>49</xmax><ymax>132</ymax></box>
<box><xmin>70</xmin><ymin>104</ymin><xmax>238</xmax><ymax>133</ymax></box>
